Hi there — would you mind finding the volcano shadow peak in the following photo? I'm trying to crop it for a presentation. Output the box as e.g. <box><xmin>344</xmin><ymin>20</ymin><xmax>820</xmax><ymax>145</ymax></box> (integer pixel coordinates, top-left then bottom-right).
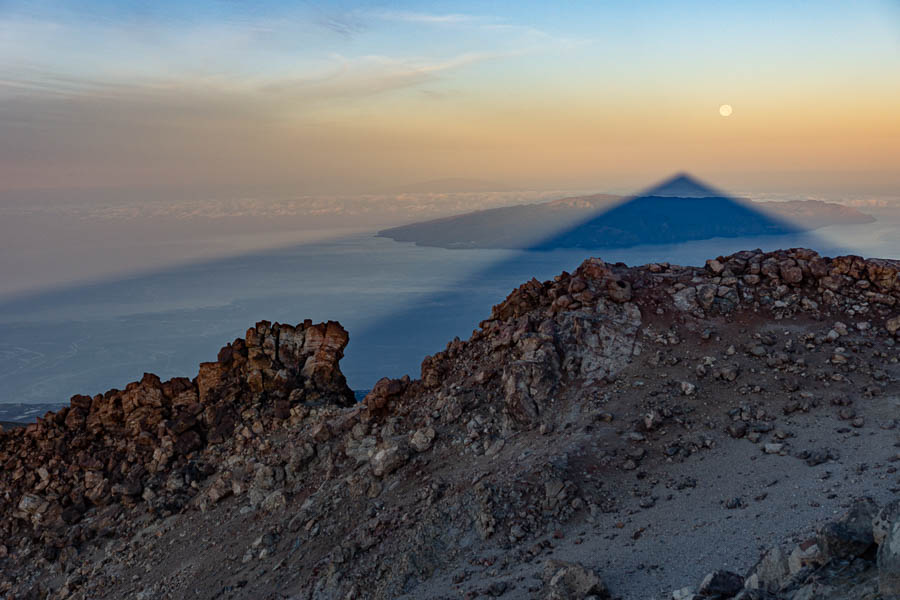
<box><xmin>377</xmin><ymin>173</ymin><xmax>862</xmax><ymax>251</ymax></box>
<box><xmin>533</xmin><ymin>173</ymin><xmax>802</xmax><ymax>250</ymax></box>
<box><xmin>532</xmin><ymin>177</ymin><xmax>801</xmax><ymax>250</ymax></box>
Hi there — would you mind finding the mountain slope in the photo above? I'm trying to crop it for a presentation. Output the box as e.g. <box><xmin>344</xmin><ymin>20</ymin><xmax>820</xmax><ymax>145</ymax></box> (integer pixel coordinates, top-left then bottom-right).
<box><xmin>1</xmin><ymin>249</ymin><xmax>898</xmax><ymax>599</ymax></box>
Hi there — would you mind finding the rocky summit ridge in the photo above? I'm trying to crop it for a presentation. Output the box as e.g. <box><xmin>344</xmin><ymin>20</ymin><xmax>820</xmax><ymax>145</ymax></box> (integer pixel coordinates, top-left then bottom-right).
<box><xmin>1</xmin><ymin>248</ymin><xmax>899</xmax><ymax>600</ymax></box>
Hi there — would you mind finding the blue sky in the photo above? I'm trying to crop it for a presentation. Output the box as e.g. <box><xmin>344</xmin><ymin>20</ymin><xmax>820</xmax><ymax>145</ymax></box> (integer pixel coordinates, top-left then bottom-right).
<box><xmin>1</xmin><ymin>0</ymin><xmax>898</xmax><ymax>193</ymax></box>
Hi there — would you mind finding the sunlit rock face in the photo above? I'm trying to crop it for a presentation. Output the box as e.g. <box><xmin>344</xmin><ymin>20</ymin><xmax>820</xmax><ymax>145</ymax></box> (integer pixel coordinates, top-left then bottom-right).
<box><xmin>0</xmin><ymin>319</ymin><xmax>353</xmax><ymax>537</ymax></box>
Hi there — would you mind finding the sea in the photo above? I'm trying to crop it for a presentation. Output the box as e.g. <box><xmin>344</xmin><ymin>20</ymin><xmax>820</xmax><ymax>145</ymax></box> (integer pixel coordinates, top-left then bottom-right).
<box><xmin>1</xmin><ymin>192</ymin><xmax>898</xmax><ymax>419</ymax></box>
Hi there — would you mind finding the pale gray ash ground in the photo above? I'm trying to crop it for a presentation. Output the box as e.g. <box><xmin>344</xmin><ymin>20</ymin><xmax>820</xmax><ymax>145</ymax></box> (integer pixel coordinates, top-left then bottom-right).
<box><xmin>1</xmin><ymin>248</ymin><xmax>899</xmax><ymax>600</ymax></box>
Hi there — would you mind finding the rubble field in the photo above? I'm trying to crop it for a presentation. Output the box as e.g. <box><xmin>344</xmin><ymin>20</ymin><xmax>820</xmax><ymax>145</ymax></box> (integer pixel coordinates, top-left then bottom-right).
<box><xmin>1</xmin><ymin>248</ymin><xmax>899</xmax><ymax>600</ymax></box>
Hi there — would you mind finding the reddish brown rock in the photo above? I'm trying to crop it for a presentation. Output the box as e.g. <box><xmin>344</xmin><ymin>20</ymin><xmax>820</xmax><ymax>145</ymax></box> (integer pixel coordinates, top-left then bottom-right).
<box><xmin>0</xmin><ymin>319</ymin><xmax>353</xmax><ymax>548</ymax></box>
<box><xmin>1</xmin><ymin>249</ymin><xmax>898</xmax><ymax>599</ymax></box>
<box><xmin>364</xmin><ymin>377</ymin><xmax>409</xmax><ymax>410</ymax></box>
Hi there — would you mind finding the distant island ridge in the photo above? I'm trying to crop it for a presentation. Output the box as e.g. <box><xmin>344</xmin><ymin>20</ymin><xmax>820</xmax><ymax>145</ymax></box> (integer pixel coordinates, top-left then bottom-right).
<box><xmin>378</xmin><ymin>174</ymin><xmax>876</xmax><ymax>250</ymax></box>
<box><xmin>387</xmin><ymin>177</ymin><xmax>518</xmax><ymax>194</ymax></box>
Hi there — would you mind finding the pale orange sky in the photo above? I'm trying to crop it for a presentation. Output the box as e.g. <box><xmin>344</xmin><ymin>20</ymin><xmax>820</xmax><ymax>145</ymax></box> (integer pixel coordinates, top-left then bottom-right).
<box><xmin>1</xmin><ymin>1</ymin><xmax>898</xmax><ymax>197</ymax></box>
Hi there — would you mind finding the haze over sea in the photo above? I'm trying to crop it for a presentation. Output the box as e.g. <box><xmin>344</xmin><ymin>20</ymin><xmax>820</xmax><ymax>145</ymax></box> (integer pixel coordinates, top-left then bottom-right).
<box><xmin>1</xmin><ymin>187</ymin><xmax>898</xmax><ymax>412</ymax></box>
<box><xmin>2</xmin><ymin>1</ymin><xmax>898</xmax><ymax>417</ymax></box>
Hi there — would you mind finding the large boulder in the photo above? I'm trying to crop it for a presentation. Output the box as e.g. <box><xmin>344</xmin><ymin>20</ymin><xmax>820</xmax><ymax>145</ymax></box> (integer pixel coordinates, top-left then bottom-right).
<box><xmin>879</xmin><ymin>517</ymin><xmax>900</xmax><ymax>596</ymax></box>
<box><xmin>370</xmin><ymin>444</ymin><xmax>409</xmax><ymax>478</ymax></box>
<box><xmin>744</xmin><ymin>546</ymin><xmax>790</xmax><ymax>593</ymax></box>
<box><xmin>674</xmin><ymin>287</ymin><xmax>700</xmax><ymax>312</ymax></box>
<box><xmin>874</xmin><ymin>500</ymin><xmax>900</xmax><ymax>545</ymax></box>
<box><xmin>409</xmin><ymin>427</ymin><xmax>436</xmax><ymax>453</ymax></box>
<box><xmin>817</xmin><ymin>497</ymin><xmax>878</xmax><ymax>561</ymax></box>
<box><xmin>298</xmin><ymin>321</ymin><xmax>355</xmax><ymax>405</ymax></box>
<box><xmin>887</xmin><ymin>315</ymin><xmax>900</xmax><ymax>336</ymax></box>
<box><xmin>542</xmin><ymin>560</ymin><xmax>609</xmax><ymax>600</ymax></box>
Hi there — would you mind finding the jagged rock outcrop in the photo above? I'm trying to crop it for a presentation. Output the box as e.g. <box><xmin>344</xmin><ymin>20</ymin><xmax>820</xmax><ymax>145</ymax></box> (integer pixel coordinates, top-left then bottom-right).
<box><xmin>0</xmin><ymin>320</ymin><xmax>352</xmax><ymax>557</ymax></box>
<box><xmin>404</xmin><ymin>249</ymin><xmax>899</xmax><ymax>436</ymax></box>
<box><xmin>0</xmin><ymin>248</ymin><xmax>898</xmax><ymax>600</ymax></box>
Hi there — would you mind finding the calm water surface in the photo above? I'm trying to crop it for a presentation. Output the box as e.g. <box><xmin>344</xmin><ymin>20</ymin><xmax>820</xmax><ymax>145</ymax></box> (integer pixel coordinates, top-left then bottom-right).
<box><xmin>1</xmin><ymin>210</ymin><xmax>898</xmax><ymax>407</ymax></box>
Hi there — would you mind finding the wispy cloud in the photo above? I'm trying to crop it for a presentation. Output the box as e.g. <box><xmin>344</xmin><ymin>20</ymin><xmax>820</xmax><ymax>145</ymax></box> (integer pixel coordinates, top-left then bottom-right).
<box><xmin>0</xmin><ymin>3</ymin><xmax>599</xmax><ymax>193</ymax></box>
<box><xmin>257</xmin><ymin>51</ymin><xmax>506</xmax><ymax>105</ymax></box>
<box><xmin>0</xmin><ymin>4</ymin><xmax>590</xmax><ymax>106</ymax></box>
<box><xmin>311</xmin><ymin>8</ymin><xmax>366</xmax><ymax>37</ymax></box>
<box><xmin>369</xmin><ymin>9</ymin><xmax>592</xmax><ymax>53</ymax></box>
<box><xmin>373</xmin><ymin>11</ymin><xmax>477</xmax><ymax>25</ymax></box>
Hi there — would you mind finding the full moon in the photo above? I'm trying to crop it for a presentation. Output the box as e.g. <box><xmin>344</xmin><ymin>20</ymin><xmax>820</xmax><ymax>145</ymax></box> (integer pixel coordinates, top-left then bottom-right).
<box><xmin>719</xmin><ymin>104</ymin><xmax>733</xmax><ymax>117</ymax></box>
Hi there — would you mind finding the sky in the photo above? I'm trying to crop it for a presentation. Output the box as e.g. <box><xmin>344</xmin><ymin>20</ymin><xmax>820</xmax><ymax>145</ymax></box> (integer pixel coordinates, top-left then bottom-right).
<box><xmin>1</xmin><ymin>0</ymin><xmax>899</xmax><ymax>197</ymax></box>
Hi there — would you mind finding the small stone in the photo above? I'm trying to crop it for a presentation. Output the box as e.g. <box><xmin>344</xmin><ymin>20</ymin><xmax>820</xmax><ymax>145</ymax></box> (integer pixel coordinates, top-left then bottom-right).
<box><xmin>779</xmin><ymin>263</ymin><xmax>803</xmax><ymax>284</ymax></box>
<box><xmin>370</xmin><ymin>444</ymin><xmax>409</xmax><ymax>477</ymax></box>
<box><xmin>409</xmin><ymin>427</ymin><xmax>436</xmax><ymax>452</ymax></box>
<box><xmin>17</xmin><ymin>494</ymin><xmax>44</xmax><ymax>515</ymax></box>
<box><xmin>309</xmin><ymin>422</ymin><xmax>332</xmax><ymax>443</ymax></box>
<box><xmin>671</xmin><ymin>587</ymin><xmax>695</xmax><ymax>600</ymax></box>
<box><xmin>596</xmin><ymin>412</ymin><xmax>614</xmax><ymax>423</ymax></box>
<box><xmin>486</xmin><ymin>581</ymin><xmax>508</xmax><ymax>596</ymax></box>
<box><xmin>674</xmin><ymin>287</ymin><xmax>700</xmax><ymax>312</ymax></box>
<box><xmin>639</xmin><ymin>497</ymin><xmax>656</xmax><ymax>508</ymax></box>
<box><xmin>696</xmin><ymin>284</ymin><xmax>717</xmax><ymax>310</ymax></box>
<box><xmin>763</xmin><ymin>443</ymin><xmax>784</xmax><ymax>454</ymax></box>
<box><xmin>886</xmin><ymin>315</ymin><xmax>900</xmax><ymax>335</ymax></box>
<box><xmin>643</xmin><ymin>411</ymin><xmax>663</xmax><ymax>431</ymax></box>
<box><xmin>485</xmin><ymin>438</ymin><xmax>505</xmax><ymax>458</ymax></box>
<box><xmin>788</xmin><ymin>541</ymin><xmax>822</xmax><ymax>574</ymax></box>
<box><xmin>725</xmin><ymin>497</ymin><xmax>745</xmax><ymax>509</ymax></box>
<box><xmin>509</xmin><ymin>524</ymin><xmax>526</xmax><ymax>541</ymax></box>
<box><xmin>706</xmin><ymin>259</ymin><xmax>725</xmax><ymax>274</ymax></box>
<box><xmin>260</xmin><ymin>490</ymin><xmax>287</xmax><ymax>512</ymax></box>
<box><xmin>726</xmin><ymin>422</ymin><xmax>747</xmax><ymax>439</ymax></box>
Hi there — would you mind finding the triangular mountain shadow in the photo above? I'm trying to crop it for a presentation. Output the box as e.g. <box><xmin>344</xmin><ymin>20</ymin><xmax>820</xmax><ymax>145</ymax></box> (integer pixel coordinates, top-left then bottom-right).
<box><xmin>350</xmin><ymin>173</ymin><xmax>851</xmax><ymax>386</ymax></box>
<box><xmin>640</xmin><ymin>173</ymin><xmax>728</xmax><ymax>197</ymax></box>
<box><xmin>378</xmin><ymin>172</ymin><xmax>825</xmax><ymax>251</ymax></box>
<box><xmin>0</xmin><ymin>174</ymin><xmax>857</xmax><ymax>404</ymax></box>
<box><xmin>530</xmin><ymin>173</ymin><xmax>802</xmax><ymax>250</ymax></box>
